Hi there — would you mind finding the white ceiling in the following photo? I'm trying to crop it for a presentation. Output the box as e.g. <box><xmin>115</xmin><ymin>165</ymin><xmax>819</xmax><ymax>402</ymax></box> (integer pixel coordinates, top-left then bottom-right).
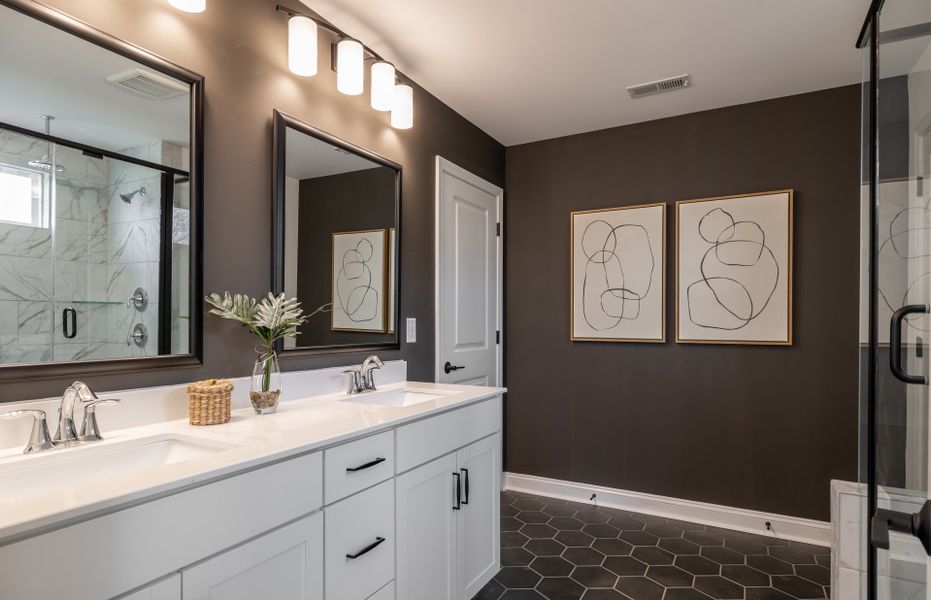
<box><xmin>301</xmin><ymin>0</ymin><xmax>873</xmax><ymax>146</ymax></box>
<box><xmin>0</xmin><ymin>5</ymin><xmax>190</xmax><ymax>155</ymax></box>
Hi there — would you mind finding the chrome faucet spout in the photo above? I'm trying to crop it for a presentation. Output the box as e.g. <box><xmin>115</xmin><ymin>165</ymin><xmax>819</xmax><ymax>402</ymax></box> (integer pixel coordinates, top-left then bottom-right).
<box><xmin>57</xmin><ymin>381</ymin><xmax>96</xmax><ymax>444</ymax></box>
<box><xmin>360</xmin><ymin>355</ymin><xmax>384</xmax><ymax>392</ymax></box>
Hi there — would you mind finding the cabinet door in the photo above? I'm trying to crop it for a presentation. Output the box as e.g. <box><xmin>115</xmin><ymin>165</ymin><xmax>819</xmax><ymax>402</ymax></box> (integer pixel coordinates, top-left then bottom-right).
<box><xmin>396</xmin><ymin>453</ymin><xmax>458</xmax><ymax>600</ymax></box>
<box><xmin>456</xmin><ymin>434</ymin><xmax>501</xmax><ymax>600</ymax></box>
<box><xmin>118</xmin><ymin>574</ymin><xmax>180</xmax><ymax>600</ymax></box>
<box><xmin>182</xmin><ymin>512</ymin><xmax>323</xmax><ymax>600</ymax></box>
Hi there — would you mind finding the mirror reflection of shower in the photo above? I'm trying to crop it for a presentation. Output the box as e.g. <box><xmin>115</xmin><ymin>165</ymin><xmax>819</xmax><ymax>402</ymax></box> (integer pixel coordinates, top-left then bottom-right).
<box><xmin>27</xmin><ymin>115</ymin><xmax>64</xmax><ymax>173</ymax></box>
<box><xmin>120</xmin><ymin>186</ymin><xmax>146</xmax><ymax>204</ymax></box>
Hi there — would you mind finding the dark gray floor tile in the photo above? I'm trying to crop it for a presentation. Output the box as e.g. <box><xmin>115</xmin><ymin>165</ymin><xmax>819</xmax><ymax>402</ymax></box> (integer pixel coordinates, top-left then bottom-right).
<box><xmin>495</xmin><ymin>566</ymin><xmax>543</xmax><ymax>588</ymax></box>
<box><xmin>788</xmin><ymin>541</ymin><xmax>829</xmax><ymax>555</ymax></box>
<box><xmin>744</xmin><ymin>533</ymin><xmax>788</xmax><ymax>547</ymax></box>
<box><xmin>721</xmin><ymin>564</ymin><xmax>770</xmax><ymax>587</ymax></box>
<box><xmin>620</xmin><ymin>530</ymin><xmax>659</xmax><ymax>546</ymax></box>
<box><xmin>503</xmin><ymin>547</ymin><xmax>536</xmax><ymax>567</ymax></box>
<box><xmin>501</xmin><ymin>590</ymin><xmax>547</xmax><ymax>600</ymax></box>
<box><xmin>503</xmin><ymin>531</ymin><xmax>531</xmax><ymax>549</ymax></box>
<box><xmin>522</xmin><ymin>523</ymin><xmax>559</xmax><ymax>539</ymax></box>
<box><xmin>571</xmin><ymin>566</ymin><xmax>618</xmax><ymax>588</ymax></box>
<box><xmin>582</xmin><ymin>523</ymin><xmax>621</xmax><ymax>538</ymax></box>
<box><xmin>550</xmin><ymin>517</ymin><xmax>586</xmax><ymax>530</ymax></box>
<box><xmin>660</xmin><ymin>538</ymin><xmax>701</xmax><ymax>555</ymax></box>
<box><xmin>519</xmin><ymin>511</ymin><xmax>554</xmax><ymax>524</ymax></box>
<box><xmin>631</xmin><ymin>546</ymin><xmax>675</xmax><ymax>565</ymax></box>
<box><xmin>814</xmin><ymin>554</ymin><xmax>830</xmax><ymax>568</ymax></box>
<box><xmin>614</xmin><ymin>576</ymin><xmax>664</xmax><ymax>600</ymax></box>
<box><xmin>675</xmin><ymin>555</ymin><xmax>720</xmax><ymax>576</ymax></box>
<box><xmin>724</xmin><ymin>537</ymin><xmax>768</xmax><ymax>555</ymax></box>
<box><xmin>744</xmin><ymin>588</ymin><xmax>795</xmax><ymax>600</ymax></box>
<box><xmin>545</xmin><ymin>504</ymin><xmax>579</xmax><ymax>518</ymax></box>
<box><xmin>526</xmin><ymin>538</ymin><xmax>568</xmax><ymax>556</ymax></box>
<box><xmin>705</xmin><ymin>526</ymin><xmax>747</xmax><ymax>539</ymax></box>
<box><xmin>475</xmin><ymin>579</ymin><xmax>506</xmax><ymax>600</ymax></box>
<box><xmin>514</xmin><ymin>499</ymin><xmax>547</xmax><ymax>512</ymax></box>
<box><xmin>667</xmin><ymin>518</ymin><xmax>707</xmax><ymax>531</ymax></box>
<box><xmin>576</xmin><ymin>509</ymin><xmax>612</xmax><ymax>524</ymax></box>
<box><xmin>646</xmin><ymin>565</ymin><xmax>694</xmax><ymax>587</ymax></box>
<box><xmin>693</xmin><ymin>575</ymin><xmax>744</xmax><ymax>599</ymax></box>
<box><xmin>530</xmin><ymin>556</ymin><xmax>574</xmax><ymax>577</ymax></box>
<box><xmin>556</xmin><ymin>531</ymin><xmax>596</xmax><ymax>547</ymax></box>
<box><xmin>603</xmin><ymin>556</ymin><xmax>649</xmax><ymax>577</ymax></box>
<box><xmin>536</xmin><ymin>577</ymin><xmax>585</xmax><ymax>600</ymax></box>
<box><xmin>768</xmin><ymin>545</ymin><xmax>815</xmax><ymax>565</ymax></box>
<box><xmin>700</xmin><ymin>546</ymin><xmax>746</xmax><ymax>565</ymax></box>
<box><xmin>631</xmin><ymin>512</ymin><xmax>667</xmax><ymax>524</ymax></box>
<box><xmin>592</xmin><ymin>538</ymin><xmax>633</xmax><ymax>556</ymax></box>
<box><xmin>685</xmin><ymin>531</ymin><xmax>725</xmax><ymax>546</ymax></box>
<box><xmin>644</xmin><ymin>522</ymin><xmax>684</xmax><ymax>538</ymax></box>
<box><xmin>794</xmin><ymin>564</ymin><xmax>830</xmax><ymax>586</ymax></box>
<box><xmin>580</xmin><ymin>590</ymin><xmax>627</xmax><ymax>600</ymax></box>
<box><xmin>502</xmin><ymin>517</ymin><xmax>523</xmax><ymax>532</ymax></box>
<box><xmin>563</xmin><ymin>547</ymin><xmax>606</xmax><ymax>566</ymax></box>
<box><xmin>609</xmin><ymin>515</ymin><xmax>646</xmax><ymax>530</ymax></box>
<box><xmin>746</xmin><ymin>555</ymin><xmax>793</xmax><ymax>575</ymax></box>
<box><xmin>771</xmin><ymin>575</ymin><xmax>826</xmax><ymax>599</ymax></box>
<box><xmin>663</xmin><ymin>589</ymin><xmax>715</xmax><ymax>600</ymax></box>
<box><xmin>502</xmin><ymin>504</ymin><xmax>520</xmax><ymax>518</ymax></box>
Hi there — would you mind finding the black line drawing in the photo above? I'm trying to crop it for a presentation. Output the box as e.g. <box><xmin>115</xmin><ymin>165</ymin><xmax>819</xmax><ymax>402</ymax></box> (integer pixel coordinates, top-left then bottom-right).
<box><xmin>335</xmin><ymin>237</ymin><xmax>380</xmax><ymax>324</ymax></box>
<box><xmin>878</xmin><ymin>198</ymin><xmax>931</xmax><ymax>333</ymax></box>
<box><xmin>686</xmin><ymin>207</ymin><xmax>779</xmax><ymax>331</ymax></box>
<box><xmin>579</xmin><ymin>218</ymin><xmax>655</xmax><ymax>332</ymax></box>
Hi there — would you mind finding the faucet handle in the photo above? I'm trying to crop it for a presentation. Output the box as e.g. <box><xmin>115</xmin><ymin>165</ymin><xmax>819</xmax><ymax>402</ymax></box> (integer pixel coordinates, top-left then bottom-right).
<box><xmin>79</xmin><ymin>399</ymin><xmax>120</xmax><ymax>442</ymax></box>
<box><xmin>0</xmin><ymin>409</ymin><xmax>56</xmax><ymax>454</ymax></box>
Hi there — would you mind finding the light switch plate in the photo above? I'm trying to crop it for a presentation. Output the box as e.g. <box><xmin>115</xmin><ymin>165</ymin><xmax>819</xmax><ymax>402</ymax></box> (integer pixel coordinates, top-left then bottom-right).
<box><xmin>406</xmin><ymin>318</ymin><xmax>416</xmax><ymax>343</ymax></box>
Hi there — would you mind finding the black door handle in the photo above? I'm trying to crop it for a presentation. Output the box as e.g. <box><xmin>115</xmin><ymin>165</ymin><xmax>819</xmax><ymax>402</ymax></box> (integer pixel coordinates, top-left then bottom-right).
<box><xmin>444</xmin><ymin>361</ymin><xmax>465</xmax><ymax>374</ymax></box>
<box><xmin>871</xmin><ymin>501</ymin><xmax>931</xmax><ymax>556</ymax></box>
<box><xmin>346</xmin><ymin>457</ymin><xmax>386</xmax><ymax>472</ymax></box>
<box><xmin>461</xmin><ymin>468</ymin><xmax>470</xmax><ymax>504</ymax></box>
<box><xmin>890</xmin><ymin>304</ymin><xmax>929</xmax><ymax>384</ymax></box>
<box><xmin>452</xmin><ymin>472</ymin><xmax>462</xmax><ymax>510</ymax></box>
<box><xmin>62</xmin><ymin>308</ymin><xmax>77</xmax><ymax>339</ymax></box>
<box><xmin>345</xmin><ymin>536</ymin><xmax>386</xmax><ymax>559</ymax></box>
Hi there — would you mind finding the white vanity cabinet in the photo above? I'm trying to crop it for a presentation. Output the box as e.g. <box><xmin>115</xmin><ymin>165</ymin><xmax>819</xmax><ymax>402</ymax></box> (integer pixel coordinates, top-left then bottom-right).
<box><xmin>121</xmin><ymin>575</ymin><xmax>181</xmax><ymax>600</ymax></box>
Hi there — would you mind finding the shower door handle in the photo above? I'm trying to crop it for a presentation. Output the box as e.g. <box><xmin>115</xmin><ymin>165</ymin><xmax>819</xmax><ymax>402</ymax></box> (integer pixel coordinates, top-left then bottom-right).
<box><xmin>871</xmin><ymin>501</ymin><xmax>931</xmax><ymax>556</ymax></box>
<box><xmin>890</xmin><ymin>304</ymin><xmax>929</xmax><ymax>385</ymax></box>
<box><xmin>62</xmin><ymin>308</ymin><xmax>77</xmax><ymax>339</ymax></box>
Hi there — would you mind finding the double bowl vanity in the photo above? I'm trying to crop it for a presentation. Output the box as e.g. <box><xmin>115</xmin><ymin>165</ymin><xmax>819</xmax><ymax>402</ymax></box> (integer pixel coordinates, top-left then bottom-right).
<box><xmin>0</xmin><ymin>380</ymin><xmax>504</xmax><ymax>600</ymax></box>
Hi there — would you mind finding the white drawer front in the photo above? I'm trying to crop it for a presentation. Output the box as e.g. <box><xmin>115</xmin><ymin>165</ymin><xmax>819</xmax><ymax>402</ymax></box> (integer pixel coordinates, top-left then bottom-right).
<box><xmin>325</xmin><ymin>479</ymin><xmax>395</xmax><ymax>600</ymax></box>
<box><xmin>368</xmin><ymin>581</ymin><xmax>395</xmax><ymax>600</ymax></box>
<box><xmin>325</xmin><ymin>430</ymin><xmax>395</xmax><ymax>504</ymax></box>
<box><xmin>396</xmin><ymin>396</ymin><xmax>501</xmax><ymax>473</ymax></box>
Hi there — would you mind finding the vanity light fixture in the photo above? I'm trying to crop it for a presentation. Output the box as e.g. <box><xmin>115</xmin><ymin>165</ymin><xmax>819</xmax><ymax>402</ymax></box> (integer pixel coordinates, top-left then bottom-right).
<box><xmin>370</xmin><ymin>61</ymin><xmax>396</xmax><ymax>111</ymax></box>
<box><xmin>288</xmin><ymin>16</ymin><xmax>318</xmax><ymax>76</ymax></box>
<box><xmin>276</xmin><ymin>4</ymin><xmax>414</xmax><ymax>129</ymax></box>
<box><xmin>391</xmin><ymin>84</ymin><xmax>413</xmax><ymax>130</ymax></box>
<box><xmin>167</xmin><ymin>0</ymin><xmax>206</xmax><ymax>13</ymax></box>
<box><xmin>336</xmin><ymin>39</ymin><xmax>364</xmax><ymax>95</ymax></box>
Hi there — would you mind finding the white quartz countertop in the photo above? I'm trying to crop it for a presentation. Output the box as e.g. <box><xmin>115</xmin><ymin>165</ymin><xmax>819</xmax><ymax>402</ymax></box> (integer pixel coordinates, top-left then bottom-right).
<box><xmin>0</xmin><ymin>381</ymin><xmax>504</xmax><ymax>544</ymax></box>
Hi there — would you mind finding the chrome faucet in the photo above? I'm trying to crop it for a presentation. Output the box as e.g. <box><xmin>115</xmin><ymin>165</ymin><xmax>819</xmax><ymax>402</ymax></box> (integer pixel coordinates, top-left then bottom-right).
<box><xmin>1</xmin><ymin>381</ymin><xmax>120</xmax><ymax>454</ymax></box>
<box><xmin>344</xmin><ymin>355</ymin><xmax>384</xmax><ymax>395</ymax></box>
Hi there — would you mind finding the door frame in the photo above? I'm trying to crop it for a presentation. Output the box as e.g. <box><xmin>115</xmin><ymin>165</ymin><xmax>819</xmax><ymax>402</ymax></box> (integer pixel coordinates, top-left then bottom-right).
<box><xmin>434</xmin><ymin>157</ymin><xmax>504</xmax><ymax>386</ymax></box>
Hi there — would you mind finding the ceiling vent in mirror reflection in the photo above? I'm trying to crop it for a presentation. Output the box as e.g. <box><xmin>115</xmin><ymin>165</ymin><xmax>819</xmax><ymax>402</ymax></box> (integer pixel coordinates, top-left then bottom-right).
<box><xmin>627</xmin><ymin>74</ymin><xmax>691</xmax><ymax>99</ymax></box>
<box><xmin>106</xmin><ymin>69</ymin><xmax>189</xmax><ymax>100</ymax></box>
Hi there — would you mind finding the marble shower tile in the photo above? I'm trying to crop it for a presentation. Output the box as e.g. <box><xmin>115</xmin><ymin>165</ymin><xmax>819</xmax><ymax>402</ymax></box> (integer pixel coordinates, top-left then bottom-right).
<box><xmin>0</xmin><ymin>344</ymin><xmax>51</xmax><ymax>364</ymax></box>
<box><xmin>54</xmin><ymin>302</ymin><xmax>108</xmax><ymax>344</ymax></box>
<box><xmin>0</xmin><ymin>301</ymin><xmax>17</xmax><ymax>344</ymax></box>
<box><xmin>17</xmin><ymin>301</ymin><xmax>52</xmax><ymax>345</ymax></box>
<box><xmin>53</xmin><ymin>342</ymin><xmax>107</xmax><ymax>362</ymax></box>
<box><xmin>55</xmin><ymin>219</ymin><xmax>90</xmax><ymax>261</ymax></box>
<box><xmin>0</xmin><ymin>222</ymin><xmax>51</xmax><ymax>259</ymax></box>
<box><xmin>0</xmin><ymin>256</ymin><xmax>52</xmax><ymax>301</ymax></box>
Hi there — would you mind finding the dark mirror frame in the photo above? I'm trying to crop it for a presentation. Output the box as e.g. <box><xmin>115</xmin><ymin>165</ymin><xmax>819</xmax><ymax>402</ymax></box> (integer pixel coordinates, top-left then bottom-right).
<box><xmin>0</xmin><ymin>0</ymin><xmax>205</xmax><ymax>382</ymax></box>
<box><xmin>272</xmin><ymin>110</ymin><xmax>401</xmax><ymax>357</ymax></box>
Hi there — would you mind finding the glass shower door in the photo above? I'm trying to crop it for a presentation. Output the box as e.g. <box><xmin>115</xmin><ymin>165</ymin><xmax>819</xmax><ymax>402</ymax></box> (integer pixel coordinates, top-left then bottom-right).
<box><xmin>864</xmin><ymin>1</ymin><xmax>931</xmax><ymax>598</ymax></box>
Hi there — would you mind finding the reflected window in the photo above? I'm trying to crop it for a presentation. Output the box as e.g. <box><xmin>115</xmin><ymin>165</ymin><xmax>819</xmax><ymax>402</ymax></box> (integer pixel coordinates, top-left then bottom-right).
<box><xmin>0</xmin><ymin>163</ymin><xmax>47</xmax><ymax>228</ymax></box>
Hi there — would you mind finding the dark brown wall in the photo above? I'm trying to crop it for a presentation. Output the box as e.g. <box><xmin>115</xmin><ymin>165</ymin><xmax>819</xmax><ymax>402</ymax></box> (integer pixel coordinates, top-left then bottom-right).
<box><xmin>504</xmin><ymin>86</ymin><xmax>861</xmax><ymax>521</ymax></box>
<box><xmin>0</xmin><ymin>0</ymin><xmax>504</xmax><ymax>402</ymax></box>
<box><xmin>295</xmin><ymin>167</ymin><xmax>396</xmax><ymax>346</ymax></box>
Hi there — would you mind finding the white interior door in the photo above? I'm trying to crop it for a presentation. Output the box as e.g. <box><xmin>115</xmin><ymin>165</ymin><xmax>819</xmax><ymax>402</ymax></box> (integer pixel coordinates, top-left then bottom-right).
<box><xmin>436</xmin><ymin>157</ymin><xmax>503</xmax><ymax>386</ymax></box>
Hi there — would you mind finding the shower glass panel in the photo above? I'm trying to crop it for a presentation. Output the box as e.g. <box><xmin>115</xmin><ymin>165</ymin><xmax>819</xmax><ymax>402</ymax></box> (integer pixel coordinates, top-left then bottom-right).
<box><xmin>0</xmin><ymin>124</ymin><xmax>187</xmax><ymax>363</ymax></box>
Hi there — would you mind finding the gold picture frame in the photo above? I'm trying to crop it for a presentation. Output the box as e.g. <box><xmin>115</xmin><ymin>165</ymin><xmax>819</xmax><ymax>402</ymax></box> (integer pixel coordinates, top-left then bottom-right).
<box><xmin>331</xmin><ymin>228</ymin><xmax>389</xmax><ymax>333</ymax></box>
<box><xmin>570</xmin><ymin>202</ymin><xmax>667</xmax><ymax>343</ymax></box>
<box><xmin>675</xmin><ymin>189</ymin><xmax>794</xmax><ymax>346</ymax></box>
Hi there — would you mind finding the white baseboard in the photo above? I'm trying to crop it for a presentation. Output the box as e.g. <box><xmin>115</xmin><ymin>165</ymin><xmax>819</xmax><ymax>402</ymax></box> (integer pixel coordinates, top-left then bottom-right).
<box><xmin>504</xmin><ymin>472</ymin><xmax>831</xmax><ymax>547</ymax></box>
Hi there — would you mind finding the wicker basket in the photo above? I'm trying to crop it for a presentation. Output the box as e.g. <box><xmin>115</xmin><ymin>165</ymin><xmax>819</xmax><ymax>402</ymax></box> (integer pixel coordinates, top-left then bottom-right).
<box><xmin>187</xmin><ymin>379</ymin><xmax>233</xmax><ymax>426</ymax></box>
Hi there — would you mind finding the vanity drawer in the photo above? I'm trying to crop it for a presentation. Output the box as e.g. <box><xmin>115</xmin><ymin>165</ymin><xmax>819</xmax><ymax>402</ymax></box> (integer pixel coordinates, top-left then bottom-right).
<box><xmin>325</xmin><ymin>479</ymin><xmax>395</xmax><ymax>600</ymax></box>
<box><xmin>396</xmin><ymin>396</ymin><xmax>501</xmax><ymax>473</ymax></box>
<box><xmin>325</xmin><ymin>430</ymin><xmax>395</xmax><ymax>504</ymax></box>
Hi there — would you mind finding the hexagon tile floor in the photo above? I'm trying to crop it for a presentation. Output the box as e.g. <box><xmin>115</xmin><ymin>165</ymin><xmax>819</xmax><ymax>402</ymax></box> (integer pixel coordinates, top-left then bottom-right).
<box><xmin>473</xmin><ymin>491</ymin><xmax>831</xmax><ymax>600</ymax></box>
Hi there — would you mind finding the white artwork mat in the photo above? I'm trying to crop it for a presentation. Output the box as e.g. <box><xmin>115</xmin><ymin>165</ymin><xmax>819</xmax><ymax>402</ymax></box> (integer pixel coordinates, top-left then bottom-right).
<box><xmin>677</xmin><ymin>191</ymin><xmax>792</xmax><ymax>344</ymax></box>
<box><xmin>332</xmin><ymin>229</ymin><xmax>387</xmax><ymax>332</ymax></box>
<box><xmin>571</xmin><ymin>203</ymin><xmax>665</xmax><ymax>342</ymax></box>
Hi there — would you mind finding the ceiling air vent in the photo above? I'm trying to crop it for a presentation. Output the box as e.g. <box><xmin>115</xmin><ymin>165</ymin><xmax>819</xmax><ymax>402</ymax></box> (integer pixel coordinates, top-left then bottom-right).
<box><xmin>106</xmin><ymin>69</ymin><xmax>188</xmax><ymax>100</ymax></box>
<box><xmin>627</xmin><ymin>74</ymin><xmax>691</xmax><ymax>99</ymax></box>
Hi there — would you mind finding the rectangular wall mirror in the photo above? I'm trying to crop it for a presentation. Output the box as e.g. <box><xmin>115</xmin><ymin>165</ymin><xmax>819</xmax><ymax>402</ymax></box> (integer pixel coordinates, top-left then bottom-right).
<box><xmin>0</xmin><ymin>0</ymin><xmax>203</xmax><ymax>377</ymax></box>
<box><xmin>273</xmin><ymin>111</ymin><xmax>400</xmax><ymax>354</ymax></box>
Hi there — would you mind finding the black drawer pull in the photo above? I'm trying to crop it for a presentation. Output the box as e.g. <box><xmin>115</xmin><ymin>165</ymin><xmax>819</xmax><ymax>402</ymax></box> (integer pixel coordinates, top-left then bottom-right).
<box><xmin>346</xmin><ymin>536</ymin><xmax>386</xmax><ymax>559</ymax></box>
<box><xmin>461</xmin><ymin>468</ymin><xmax>470</xmax><ymax>504</ymax></box>
<box><xmin>346</xmin><ymin>457</ymin><xmax>386</xmax><ymax>472</ymax></box>
<box><xmin>452</xmin><ymin>472</ymin><xmax>462</xmax><ymax>510</ymax></box>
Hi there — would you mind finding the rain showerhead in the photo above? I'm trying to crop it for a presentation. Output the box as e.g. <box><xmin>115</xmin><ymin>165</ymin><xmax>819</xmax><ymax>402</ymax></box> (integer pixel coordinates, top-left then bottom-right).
<box><xmin>120</xmin><ymin>187</ymin><xmax>146</xmax><ymax>204</ymax></box>
<box><xmin>29</xmin><ymin>115</ymin><xmax>64</xmax><ymax>173</ymax></box>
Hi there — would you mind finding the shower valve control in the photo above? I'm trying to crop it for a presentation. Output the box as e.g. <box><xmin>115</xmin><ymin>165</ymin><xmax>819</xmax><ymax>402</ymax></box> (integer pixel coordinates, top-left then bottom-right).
<box><xmin>127</xmin><ymin>287</ymin><xmax>149</xmax><ymax>311</ymax></box>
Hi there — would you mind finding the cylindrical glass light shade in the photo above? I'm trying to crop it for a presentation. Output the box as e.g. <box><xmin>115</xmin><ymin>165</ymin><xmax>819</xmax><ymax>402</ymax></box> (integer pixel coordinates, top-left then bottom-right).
<box><xmin>370</xmin><ymin>61</ymin><xmax>396</xmax><ymax>111</ymax></box>
<box><xmin>391</xmin><ymin>84</ymin><xmax>413</xmax><ymax>129</ymax></box>
<box><xmin>288</xmin><ymin>16</ymin><xmax>317</xmax><ymax>76</ymax></box>
<box><xmin>337</xmin><ymin>39</ymin><xmax>364</xmax><ymax>95</ymax></box>
<box><xmin>167</xmin><ymin>0</ymin><xmax>205</xmax><ymax>13</ymax></box>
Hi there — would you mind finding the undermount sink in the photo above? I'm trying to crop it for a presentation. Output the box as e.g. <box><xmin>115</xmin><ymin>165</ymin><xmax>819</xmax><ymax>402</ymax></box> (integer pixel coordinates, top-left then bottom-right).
<box><xmin>340</xmin><ymin>387</ymin><xmax>456</xmax><ymax>408</ymax></box>
<box><xmin>0</xmin><ymin>434</ymin><xmax>238</xmax><ymax>502</ymax></box>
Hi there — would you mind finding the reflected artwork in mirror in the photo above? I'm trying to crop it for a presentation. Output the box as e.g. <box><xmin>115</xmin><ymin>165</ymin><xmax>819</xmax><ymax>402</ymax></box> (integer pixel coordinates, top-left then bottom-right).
<box><xmin>273</xmin><ymin>111</ymin><xmax>400</xmax><ymax>354</ymax></box>
<box><xmin>0</xmin><ymin>0</ymin><xmax>203</xmax><ymax>377</ymax></box>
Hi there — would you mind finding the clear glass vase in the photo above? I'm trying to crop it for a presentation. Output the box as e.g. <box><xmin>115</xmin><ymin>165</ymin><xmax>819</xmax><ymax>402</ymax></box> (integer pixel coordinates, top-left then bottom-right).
<box><xmin>250</xmin><ymin>347</ymin><xmax>281</xmax><ymax>414</ymax></box>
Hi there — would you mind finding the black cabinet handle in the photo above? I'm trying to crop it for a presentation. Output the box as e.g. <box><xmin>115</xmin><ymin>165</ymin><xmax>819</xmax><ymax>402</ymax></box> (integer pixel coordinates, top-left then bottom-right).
<box><xmin>452</xmin><ymin>472</ymin><xmax>462</xmax><ymax>510</ymax></box>
<box><xmin>444</xmin><ymin>361</ymin><xmax>465</xmax><ymax>374</ymax></box>
<box><xmin>461</xmin><ymin>468</ymin><xmax>470</xmax><ymax>504</ymax></box>
<box><xmin>345</xmin><ymin>536</ymin><xmax>386</xmax><ymax>559</ymax></box>
<box><xmin>346</xmin><ymin>457</ymin><xmax>386</xmax><ymax>472</ymax></box>
<box><xmin>62</xmin><ymin>308</ymin><xmax>77</xmax><ymax>339</ymax></box>
<box><xmin>891</xmin><ymin>304</ymin><xmax>929</xmax><ymax>384</ymax></box>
